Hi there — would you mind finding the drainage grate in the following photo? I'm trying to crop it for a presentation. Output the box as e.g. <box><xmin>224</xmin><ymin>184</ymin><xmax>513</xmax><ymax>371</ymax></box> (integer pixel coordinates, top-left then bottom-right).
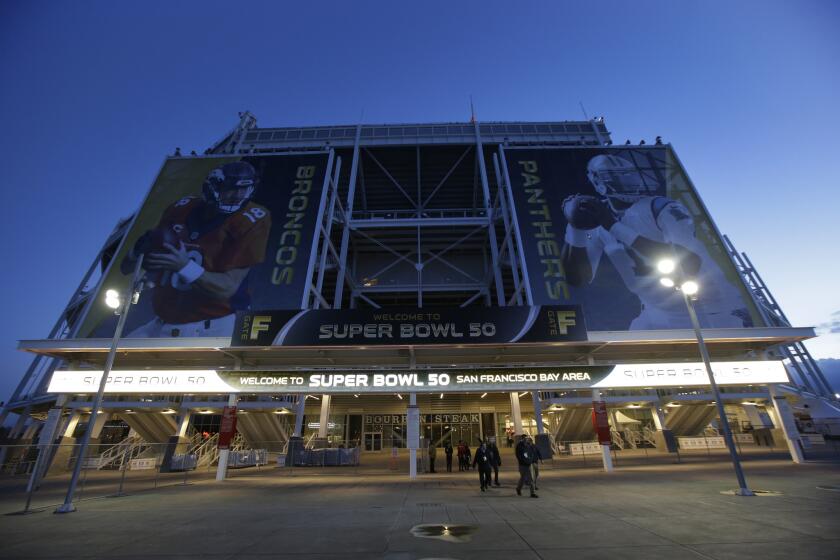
<box><xmin>410</xmin><ymin>524</ymin><xmax>476</xmax><ymax>543</ymax></box>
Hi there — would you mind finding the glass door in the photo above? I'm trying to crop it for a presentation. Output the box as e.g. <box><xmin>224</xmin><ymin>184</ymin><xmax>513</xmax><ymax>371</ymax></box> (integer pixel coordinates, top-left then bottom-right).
<box><xmin>364</xmin><ymin>432</ymin><xmax>383</xmax><ymax>452</ymax></box>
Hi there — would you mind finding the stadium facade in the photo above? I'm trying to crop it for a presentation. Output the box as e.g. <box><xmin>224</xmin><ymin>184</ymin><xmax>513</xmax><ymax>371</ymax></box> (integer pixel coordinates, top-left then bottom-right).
<box><xmin>2</xmin><ymin>113</ymin><xmax>838</xmax><ymax>477</ymax></box>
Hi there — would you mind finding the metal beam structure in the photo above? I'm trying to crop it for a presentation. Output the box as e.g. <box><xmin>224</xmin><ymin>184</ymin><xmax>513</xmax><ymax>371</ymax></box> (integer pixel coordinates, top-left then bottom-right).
<box><xmin>723</xmin><ymin>235</ymin><xmax>834</xmax><ymax>398</ymax></box>
<box><xmin>5</xmin><ymin>113</ymin><xmax>832</xmax><ymax>425</ymax></box>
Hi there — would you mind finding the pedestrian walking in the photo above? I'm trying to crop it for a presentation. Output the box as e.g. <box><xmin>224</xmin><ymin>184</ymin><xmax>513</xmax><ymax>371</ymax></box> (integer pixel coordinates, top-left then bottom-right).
<box><xmin>515</xmin><ymin>436</ymin><xmax>538</xmax><ymax>498</ymax></box>
<box><xmin>457</xmin><ymin>440</ymin><xmax>466</xmax><ymax>471</ymax></box>
<box><xmin>463</xmin><ymin>443</ymin><xmax>472</xmax><ymax>470</ymax></box>
<box><xmin>428</xmin><ymin>440</ymin><xmax>437</xmax><ymax>473</ymax></box>
<box><xmin>472</xmin><ymin>440</ymin><xmax>493</xmax><ymax>491</ymax></box>
<box><xmin>444</xmin><ymin>441</ymin><xmax>453</xmax><ymax>472</ymax></box>
<box><xmin>487</xmin><ymin>440</ymin><xmax>502</xmax><ymax>486</ymax></box>
<box><xmin>526</xmin><ymin>436</ymin><xmax>543</xmax><ymax>490</ymax></box>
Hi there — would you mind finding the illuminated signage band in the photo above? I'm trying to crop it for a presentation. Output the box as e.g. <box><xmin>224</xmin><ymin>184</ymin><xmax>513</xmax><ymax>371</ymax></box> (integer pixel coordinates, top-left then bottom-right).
<box><xmin>233</xmin><ymin>305</ymin><xmax>587</xmax><ymax>346</ymax></box>
<box><xmin>48</xmin><ymin>361</ymin><xmax>788</xmax><ymax>394</ymax></box>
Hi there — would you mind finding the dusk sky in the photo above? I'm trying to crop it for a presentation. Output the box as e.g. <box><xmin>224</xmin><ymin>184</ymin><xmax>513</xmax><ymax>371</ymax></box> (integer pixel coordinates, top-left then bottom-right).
<box><xmin>1</xmin><ymin>0</ymin><xmax>838</xmax><ymax>402</ymax></box>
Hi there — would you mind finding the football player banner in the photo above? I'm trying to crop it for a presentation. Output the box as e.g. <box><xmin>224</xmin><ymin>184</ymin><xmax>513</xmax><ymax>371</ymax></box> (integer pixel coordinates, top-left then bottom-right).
<box><xmin>503</xmin><ymin>146</ymin><xmax>763</xmax><ymax>331</ymax></box>
<box><xmin>75</xmin><ymin>153</ymin><xmax>332</xmax><ymax>339</ymax></box>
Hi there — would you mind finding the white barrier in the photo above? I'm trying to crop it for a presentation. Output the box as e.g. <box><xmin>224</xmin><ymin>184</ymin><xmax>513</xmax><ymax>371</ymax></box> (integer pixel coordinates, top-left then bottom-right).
<box><xmin>129</xmin><ymin>458</ymin><xmax>156</xmax><ymax>470</ymax></box>
<box><xmin>569</xmin><ymin>442</ymin><xmax>602</xmax><ymax>455</ymax></box>
<box><xmin>678</xmin><ymin>436</ymin><xmax>726</xmax><ymax>449</ymax></box>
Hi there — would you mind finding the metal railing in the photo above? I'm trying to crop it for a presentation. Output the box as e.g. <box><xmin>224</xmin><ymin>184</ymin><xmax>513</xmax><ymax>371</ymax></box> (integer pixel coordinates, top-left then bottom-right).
<box><xmin>2</xmin><ymin>433</ymin><xmax>836</xmax><ymax>514</ymax></box>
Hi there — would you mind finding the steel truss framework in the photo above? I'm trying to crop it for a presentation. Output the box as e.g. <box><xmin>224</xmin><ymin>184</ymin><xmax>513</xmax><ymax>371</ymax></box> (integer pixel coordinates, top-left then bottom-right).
<box><xmin>1</xmin><ymin>115</ymin><xmax>833</xmax><ymax>424</ymax></box>
<box><xmin>723</xmin><ymin>235</ymin><xmax>834</xmax><ymax>398</ymax></box>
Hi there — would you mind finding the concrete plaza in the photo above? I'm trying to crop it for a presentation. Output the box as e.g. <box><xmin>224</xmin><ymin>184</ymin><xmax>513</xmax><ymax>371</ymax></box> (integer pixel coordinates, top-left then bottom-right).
<box><xmin>1</xmin><ymin>454</ymin><xmax>839</xmax><ymax>559</ymax></box>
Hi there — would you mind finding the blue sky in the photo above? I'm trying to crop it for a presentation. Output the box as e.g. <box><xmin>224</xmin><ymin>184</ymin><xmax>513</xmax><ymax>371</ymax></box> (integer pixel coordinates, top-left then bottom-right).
<box><xmin>0</xmin><ymin>0</ymin><xmax>838</xmax><ymax>401</ymax></box>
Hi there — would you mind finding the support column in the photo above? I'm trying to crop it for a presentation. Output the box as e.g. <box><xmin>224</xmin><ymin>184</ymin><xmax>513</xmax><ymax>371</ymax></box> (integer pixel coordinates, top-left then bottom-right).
<box><xmin>312</xmin><ymin>395</ymin><xmax>331</xmax><ymax>449</ymax></box>
<box><xmin>769</xmin><ymin>385</ymin><xmax>804</xmax><ymax>464</ymax></box>
<box><xmin>408</xmin><ymin>393</ymin><xmax>418</xmax><ymax>480</ymax></box>
<box><xmin>650</xmin><ymin>401</ymin><xmax>677</xmax><ymax>452</ymax></box>
<box><xmin>67</xmin><ymin>410</ymin><xmax>111</xmax><ymax>471</ymax></box>
<box><xmin>285</xmin><ymin>395</ymin><xmax>306</xmax><ymax>467</ymax></box>
<box><xmin>89</xmin><ymin>411</ymin><xmax>111</xmax><ymax>442</ymax></box>
<box><xmin>592</xmin><ymin>389</ymin><xmax>614</xmax><ymax>472</ymax></box>
<box><xmin>0</xmin><ymin>406</ymin><xmax>32</xmax><ymax>470</ymax></box>
<box><xmin>216</xmin><ymin>394</ymin><xmax>238</xmax><ymax>481</ymax></box>
<box><xmin>175</xmin><ymin>411</ymin><xmax>190</xmax><ymax>437</ymax></box>
<box><xmin>532</xmin><ymin>392</ymin><xmax>553</xmax><ymax>459</ymax></box>
<box><xmin>161</xmin><ymin>408</ymin><xmax>191</xmax><ymax>472</ymax></box>
<box><xmin>9</xmin><ymin>406</ymin><xmax>32</xmax><ymax>438</ymax></box>
<box><xmin>509</xmin><ymin>392</ymin><xmax>524</xmax><ymax>440</ymax></box>
<box><xmin>62</xmin><ymin>411</ymin><xmax>82</xmax><ymax>438</ymax></box>
<box><xmin>46</xmin><ymin>409</ymin><xmax>84</xmax><ymax>473</ymax></box>
<box><xmin>293</xmin><ymin>395</ymin><xmax>305</xmax><ymax>437</ymax></box>
<box><xmin>31</xmin><ymin>404</ymin><xmax>66</xmax><ymax>485</ymax></box>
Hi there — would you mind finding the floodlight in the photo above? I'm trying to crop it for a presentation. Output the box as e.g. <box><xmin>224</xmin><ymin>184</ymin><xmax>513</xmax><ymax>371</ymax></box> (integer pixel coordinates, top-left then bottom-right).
<box><xmin>681</xmin><ymin>281</ymin><xmax>699</xmax><ymax>295</ymax></box>
<box><xmin>657</xmin><ymin>259</ymin><xmax>676</xmax><ymax>274</ymax></box>
<box><xmin>660</xmin><ymin>277</ymin><xmax>675</xmax><ymax>288</ymax></box>
<box><xmin>104</xmin><ymin>289</ymin><xmax>121</xmax><ymax>309</ymax></box>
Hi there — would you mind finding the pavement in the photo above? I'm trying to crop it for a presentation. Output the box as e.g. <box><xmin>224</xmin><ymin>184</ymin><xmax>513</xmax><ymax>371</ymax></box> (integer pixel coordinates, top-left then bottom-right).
<box><xmin>1</xmin><ymin>454</ymin><xmax>839</xmax><ymax>559</ymax></box>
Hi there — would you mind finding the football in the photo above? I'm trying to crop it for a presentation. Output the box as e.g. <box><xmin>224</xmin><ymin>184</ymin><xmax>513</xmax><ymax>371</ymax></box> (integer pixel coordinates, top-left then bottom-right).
<box><xmin>144</xmin><ymin>226</ymin><xmax>185</xmax><ymax>254</ymax></box>
<box><xmin>562</xmin><ymin>194</ymin><xmax>602</xmax><ymax>230</ymax></box>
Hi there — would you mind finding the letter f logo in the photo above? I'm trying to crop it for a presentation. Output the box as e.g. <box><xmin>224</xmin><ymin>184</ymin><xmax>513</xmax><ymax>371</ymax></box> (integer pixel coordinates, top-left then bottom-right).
<box><xmin>554</xmin><ymin>310</ymin><xmax>576</xmax><ymax>334</ymax></box>
<box><xmin>250</xmin><ymin>316</ymin><xmax>272</xmax><ymax>341</ymax></box>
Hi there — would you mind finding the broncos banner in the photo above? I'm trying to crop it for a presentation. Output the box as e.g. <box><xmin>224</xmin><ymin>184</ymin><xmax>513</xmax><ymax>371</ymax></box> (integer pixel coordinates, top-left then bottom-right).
<box><xmin>232</xmin><ymin>305</ymin><xmax>586</xmax><ymax>346</ymax></box>
<box><xmin>77</xmin><ymin>153</ymin><xmax>331</xmax><ymax>338</ymax></box>
<box><xmin>504</xmin><ymin>146</ymin><xmax>762</xmax><ymax>331</ymax></box>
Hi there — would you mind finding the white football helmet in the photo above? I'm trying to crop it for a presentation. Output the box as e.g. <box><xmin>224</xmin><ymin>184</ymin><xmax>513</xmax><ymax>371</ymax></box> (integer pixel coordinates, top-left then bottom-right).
<box><xmin>587</xmin><ymin>154</ymin><xmax>659</xmax><ymax>204</ymax></box>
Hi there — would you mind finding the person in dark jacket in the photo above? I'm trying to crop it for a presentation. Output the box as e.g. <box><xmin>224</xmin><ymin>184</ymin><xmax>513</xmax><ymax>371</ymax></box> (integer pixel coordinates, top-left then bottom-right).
<box><xmin>463</xmin><ymin>443</ymin><xmax>472</xmax><ymax>470</ymax></box>
<box><xmin>472</xmin><ymin>440</ymin><xmax>493</xmax><ymax>491</ymax></box>
<box><xmin>457</xmin><ymin>441</ymin><xmax>466</xmax><ymax>471</ymax></box>
<box><xmin>444</xmin><ymin>441</ymin><xmax>454</xmax><ymax>472</ymax></box>
<box><xmin>428</xmin><ymin>441</ymin><xmax>437</xmax><ymax>473</ymax></box>
<box><xmin>515</xmin><ymin>437</ymin><xmax>537</xmax><ymax>498</ymax></box>
<box><xmin>487</xmin><ymin>441</ymin><xmax>502</xmax><ymax>486</ymax></box>
<box><xmin>526</xmin><ymin>436</ymin><xmax>543</xmax><ymax>490</ymax></box>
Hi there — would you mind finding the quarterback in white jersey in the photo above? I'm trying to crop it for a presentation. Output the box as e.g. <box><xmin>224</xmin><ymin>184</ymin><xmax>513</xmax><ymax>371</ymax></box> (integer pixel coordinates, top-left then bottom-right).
<box><xmin>560</xmin><ymin>154</ymin><xmax>751</xmax><ymax>330</ymax></box>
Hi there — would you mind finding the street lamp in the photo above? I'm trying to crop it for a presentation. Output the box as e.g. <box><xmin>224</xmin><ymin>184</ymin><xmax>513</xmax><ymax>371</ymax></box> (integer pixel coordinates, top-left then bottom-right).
<box><xmin>657</xmin><ymin>257</ymin><xmax>754</xmax><ymax>496</ymax></box>
<box><xmin>55</xmin><ymin>255</ymin><xmax>145</xmax><ymax>513</ymax></box>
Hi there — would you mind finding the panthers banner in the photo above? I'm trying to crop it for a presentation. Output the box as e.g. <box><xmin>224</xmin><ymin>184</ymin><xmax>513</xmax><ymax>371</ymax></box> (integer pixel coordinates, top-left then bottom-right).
<box><xmin>77</xmin><ymin>153</ymin><xmax>332</xmax><ymax>338</ymax></box>
<box><xmin>504</xmin><ymin>146</ymin><xmax>762</xmax><ymax>330</ymax></box>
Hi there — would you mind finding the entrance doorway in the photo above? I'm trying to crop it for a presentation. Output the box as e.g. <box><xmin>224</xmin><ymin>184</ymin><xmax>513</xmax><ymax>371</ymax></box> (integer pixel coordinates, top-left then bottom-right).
<box><xmin>364</xmin><ymin>432</ymin><xmax>383</xmax><ymax>452</ymax></box>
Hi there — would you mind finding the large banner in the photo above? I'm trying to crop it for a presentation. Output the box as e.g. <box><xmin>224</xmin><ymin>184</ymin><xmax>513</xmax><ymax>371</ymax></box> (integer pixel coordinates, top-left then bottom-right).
<box><xmin>47</xmin><ymin>361</ymin><xmax>789</xmax><ymax>394</ymax></box>
<box><xmin>77</xmin><ymin>153</ymin><xmax>331</xmax><ymax>338</ymax></box>
<box><xmin>504</xmin><ymin>147</ymin><xmax>763</xmax><ymax>330</ymax></box>
<box><xmin>232</xmin><ymin>305</ymin><xmax>586</xmax><ymax>346</ymax></box>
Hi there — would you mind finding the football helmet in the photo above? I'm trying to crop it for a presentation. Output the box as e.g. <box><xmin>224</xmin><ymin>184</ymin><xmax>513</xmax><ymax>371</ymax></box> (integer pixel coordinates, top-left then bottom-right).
<box><xmin>587</xmin><ymin>154</ymin><xmax>658</xmax><ymax>204</ymax></box>
<box><xmin>202</xmin><ymin>161</ymin><xmax>257</xmax><ymax>213</ymax></box>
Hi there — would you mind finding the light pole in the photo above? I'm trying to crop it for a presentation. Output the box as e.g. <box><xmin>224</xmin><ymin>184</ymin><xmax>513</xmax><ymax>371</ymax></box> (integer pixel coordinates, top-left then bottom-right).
<box><xmin>657</xmin><ymin>257</ymin><xmax>754</xmax><ymax>496</ymax></box>
<box><xmin>55</xmin><ymin>256</ymin><xmax>145</xmax><ymax>513</ymax></box>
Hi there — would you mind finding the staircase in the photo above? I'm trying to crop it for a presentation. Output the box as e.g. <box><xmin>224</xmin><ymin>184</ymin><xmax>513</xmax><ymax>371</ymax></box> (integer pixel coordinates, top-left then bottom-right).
<box><xmin>86</xmin><ymin>434</ymin><xmax>154</xmax><ymax>470</ymax></box>
<box><xmin>191</xmin><ymin>433</ymin><xmax>220</xmax><ymax>468</ymax></box>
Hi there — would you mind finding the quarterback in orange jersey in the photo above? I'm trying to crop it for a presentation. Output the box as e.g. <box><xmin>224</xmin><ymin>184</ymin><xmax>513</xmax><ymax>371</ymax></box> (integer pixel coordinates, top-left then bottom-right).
<box><xmin>121</xmin><ymin>161</ymin><xmax>271</xmax><ymax>337</ymax></box>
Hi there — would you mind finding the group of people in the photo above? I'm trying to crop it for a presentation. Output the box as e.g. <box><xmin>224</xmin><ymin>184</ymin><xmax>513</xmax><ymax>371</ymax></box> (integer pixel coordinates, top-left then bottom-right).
<box><xmin>427</xmin><ymin>435</ymin><xmax>542</xmax><ymax>495</ymax></box>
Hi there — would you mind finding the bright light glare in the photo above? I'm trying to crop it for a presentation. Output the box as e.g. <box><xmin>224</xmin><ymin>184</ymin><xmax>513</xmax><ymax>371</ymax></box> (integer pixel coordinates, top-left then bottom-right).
<box><xmin>681</xmin><ymin>280</ymin><xmax>699</xmax><ymax>295</ymax></box>
<box><xmin>104</xmin><ymin>289</ymin><xmax>121</xmax><ymax>309</ymax></box>
<box><xmin>660</xmin><ymin>277</ymin><xmax>675</xmax><ymax>288</ymax></box>
<box><xmin>657</xmin><ymin>259</ymin><xmax>676</xmax><ymax>274</ymax></box>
